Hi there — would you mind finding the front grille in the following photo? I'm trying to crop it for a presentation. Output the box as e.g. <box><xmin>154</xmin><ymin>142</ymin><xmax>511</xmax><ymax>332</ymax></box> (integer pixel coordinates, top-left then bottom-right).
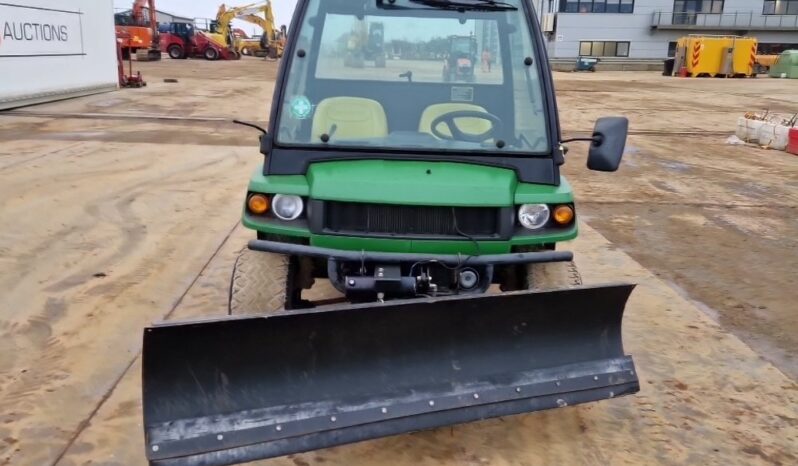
<box><xmin>324</xmin><ymin>201</ymin><xmax>499</xmax><ymax>237</ymax></box>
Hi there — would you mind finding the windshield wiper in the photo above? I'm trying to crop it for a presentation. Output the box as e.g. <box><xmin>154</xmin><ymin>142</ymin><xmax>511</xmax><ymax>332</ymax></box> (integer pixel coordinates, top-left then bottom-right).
<box><xmin>377</xmin><ymin>0</ymin><xmax>517</xmax><ymax>11</ymax></box>
<box><xmin>409</xmin><ymin>0</ymin><xmax>517</xmax><ymax>11</ymax></box>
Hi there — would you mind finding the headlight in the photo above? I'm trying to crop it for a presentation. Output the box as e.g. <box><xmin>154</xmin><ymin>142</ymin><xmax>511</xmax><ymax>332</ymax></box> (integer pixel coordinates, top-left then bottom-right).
<box><xmin>518</xmin><ymin>204</ymin><xmax>549</xmax><ymax>230</ymax></box>
<box><xmin>271</xmin><ymin>194</ymin><xmax>304</xmax><ymax>220</ymax></box>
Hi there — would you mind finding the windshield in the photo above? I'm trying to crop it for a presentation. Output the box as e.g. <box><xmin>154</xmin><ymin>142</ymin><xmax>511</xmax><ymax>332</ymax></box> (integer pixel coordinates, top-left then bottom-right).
<box><xmin>276</xmin><ymin>0</ymin><xmax>549</xmax><ymax>155</ymax></box>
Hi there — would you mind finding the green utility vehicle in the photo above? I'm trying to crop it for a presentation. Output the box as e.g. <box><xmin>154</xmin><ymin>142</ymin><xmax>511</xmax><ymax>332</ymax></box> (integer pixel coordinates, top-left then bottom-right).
<box><xmin>142</xmin><ymin>1</ymin><xmax>636</xmax><ymax>465</ymax></box>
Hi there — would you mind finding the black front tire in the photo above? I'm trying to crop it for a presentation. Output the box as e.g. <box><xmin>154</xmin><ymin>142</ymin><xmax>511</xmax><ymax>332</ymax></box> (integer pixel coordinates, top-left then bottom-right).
<box><xmin>204</xmin><ymin>47</ymin><xmax>219</xmax><ymax>61</ymax></box>
<box><xmin>167</xmin><ymin>44</ymin><xmax>183</xmax><ymax>59</ymax></box>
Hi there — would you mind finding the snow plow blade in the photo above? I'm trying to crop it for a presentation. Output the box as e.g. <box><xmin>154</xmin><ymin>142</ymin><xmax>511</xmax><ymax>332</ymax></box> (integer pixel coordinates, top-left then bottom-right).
<box><xmin>142</xmin><ymin>284</ymin><xmax>638</xmax><ymax>466</ymax></box>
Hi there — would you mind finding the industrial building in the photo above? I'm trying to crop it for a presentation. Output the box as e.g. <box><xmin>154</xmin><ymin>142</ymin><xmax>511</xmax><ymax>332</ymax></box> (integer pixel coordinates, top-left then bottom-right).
<box><xmin>113</xmin><ymin>7</ymin><xmax>193</xmax><ymax>25</ymax></box>
<box><xmin>0</xmin><ymin>0</ymin><xmax>118</xmax><ymax>109</ymax></box>
<box><xmin>530</xmin><ymin>0</ymin><xmax>798</xmax><ymax>65</ymax></box>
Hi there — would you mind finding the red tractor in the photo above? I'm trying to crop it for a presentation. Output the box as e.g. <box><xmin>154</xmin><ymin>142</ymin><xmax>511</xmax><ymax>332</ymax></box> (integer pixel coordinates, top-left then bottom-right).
<box><xmin>159</xmin><ymin>22</ymin><xmax>237</xmax><ymax>60</ymax></box>
<box><xmin>443</xmin><ymin>35</ymin><xmax>478</xmax><ymax>82</ymax></box>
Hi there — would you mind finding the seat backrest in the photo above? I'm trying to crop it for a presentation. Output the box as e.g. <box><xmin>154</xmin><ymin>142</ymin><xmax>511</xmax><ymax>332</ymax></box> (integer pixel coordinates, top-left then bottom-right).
<box><xmin>418</xmin><ymin>103</ymin><xmax>491</xmax><ymax>138</ymax></box>
<box><xmin>311</xmin><ymin>97</ymin><xmax>388</xmax><ymax>141</ymax></box>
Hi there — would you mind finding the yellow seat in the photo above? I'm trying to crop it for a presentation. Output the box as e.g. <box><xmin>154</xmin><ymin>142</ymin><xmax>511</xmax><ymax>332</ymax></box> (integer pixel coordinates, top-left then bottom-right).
<box><xmin>311</xmin><ymin>97</ymin><xmax>388</xmax><ymax>141</ymax></box>
<box><xmin>418</xmin><ymin>103</ymin><xmax>491</xmax><ymax>138</ymax></box>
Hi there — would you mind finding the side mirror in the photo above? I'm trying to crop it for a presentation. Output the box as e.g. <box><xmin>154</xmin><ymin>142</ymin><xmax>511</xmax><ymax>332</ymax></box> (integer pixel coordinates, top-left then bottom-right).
<box><xmin>587</xmin><ymin>117</ymin><xmax>628</xmax><ymax>172</ymax></box>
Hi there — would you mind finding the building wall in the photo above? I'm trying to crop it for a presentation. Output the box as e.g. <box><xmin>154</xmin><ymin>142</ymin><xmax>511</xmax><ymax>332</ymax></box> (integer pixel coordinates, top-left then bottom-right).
<box><xmin>545</xmin><ymin>0</ymin><xmax>798</xmax><ymax>59</ymax></box>
<box><xmin>154</xmin><ymin>10</ymin><xmax>192</xmax><ymax>25</ymax></box>
<box><xmin>0</xmin><ymin>0</ymin><xmax>119</xmax><ymax>110</ymax></box>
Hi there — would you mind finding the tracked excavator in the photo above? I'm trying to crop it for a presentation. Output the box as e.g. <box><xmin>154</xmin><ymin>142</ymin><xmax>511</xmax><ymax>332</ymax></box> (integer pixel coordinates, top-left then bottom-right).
<box><xmin>114</xmin><ymin>0</ymin><xmax>162</xmax><ymax>61</ymax></box>
<box><xmin>215</xmin><ymin>2</ymin><xmax>285</xmax><ymax>59</ymax></box>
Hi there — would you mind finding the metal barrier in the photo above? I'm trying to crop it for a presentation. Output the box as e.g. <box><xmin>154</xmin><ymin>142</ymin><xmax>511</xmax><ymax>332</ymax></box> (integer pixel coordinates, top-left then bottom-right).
<box><xmin>651</xmin><ymin>11</ymin><xmax>798</xmax><ymax>31</ymax></box>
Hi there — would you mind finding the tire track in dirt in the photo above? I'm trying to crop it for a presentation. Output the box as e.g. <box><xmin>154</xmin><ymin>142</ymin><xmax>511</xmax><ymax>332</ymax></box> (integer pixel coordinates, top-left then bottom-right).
<box><xmin>49</xmin><ymin>221</ymin><xmax>241</xmax><ymax>466</ymax></box>
<box><xmin>44</xmin><ymin>156</ymin><xmax>230</xmax><ymax>293</ymax></box>
<box><xmin>0</xmin><ymin>142</ymin><xmax>85</xmax><ymax>171</ymax></box>
<box><xmin>0</xmin><ymin>148</ymin><xmax>234</xmax><ymax>298</ymax></box>
<box><xmin>0</xmin><ymin>143</ymin><xmax>253</xmax><ymax>465</ymax></box>
<box><xmin>0</xmin><ymin>153</ymin><xmax>242</xmax><ymax>396</ymax></box>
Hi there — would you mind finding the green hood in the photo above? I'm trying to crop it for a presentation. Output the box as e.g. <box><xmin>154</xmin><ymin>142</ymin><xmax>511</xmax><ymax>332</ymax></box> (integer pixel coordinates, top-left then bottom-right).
<box><xmin>307</xmin><ymin>160</ymin><xmax>516</xmax><ymax>207</ymax></box>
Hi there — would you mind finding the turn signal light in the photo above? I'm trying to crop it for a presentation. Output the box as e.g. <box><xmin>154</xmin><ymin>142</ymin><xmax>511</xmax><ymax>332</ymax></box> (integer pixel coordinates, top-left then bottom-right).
<box><xmin>552</xmin><ymin>205</ymin><xmax>575</xmax><ymax>225</ymax></box>
<box><xmin>247</xmin><ymin>194</ymin><xmax>270</xmax><ymax>214</ymax></box>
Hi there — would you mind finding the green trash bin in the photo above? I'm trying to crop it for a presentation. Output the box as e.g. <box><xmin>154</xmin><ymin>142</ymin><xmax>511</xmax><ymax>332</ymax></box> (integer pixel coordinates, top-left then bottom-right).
<box><xmin>768</xmin><ymin>50</ymin><xmax>798</xmax><ymax>79</ymax></box>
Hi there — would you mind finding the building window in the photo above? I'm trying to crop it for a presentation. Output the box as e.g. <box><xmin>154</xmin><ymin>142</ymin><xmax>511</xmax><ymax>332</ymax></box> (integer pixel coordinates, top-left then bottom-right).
<box><xmin>672</xmin><ymin>1</ymin><xmax>724</xmax><ymax>24</ymax></box>
<box><xmin>673</xmin><ymin>1</ymin><xmax>724</xmax><ymax>14</ymax></box>
<box><xmin>560</xmin><ymin>0</ymin><xmax>634</xmax><ymax>13</ymax></box>
<box><xmin>579</xmin><ymin>41</ymin><xmax>630</xmax><ymax>57</ymax></box>
<box><xmin>764</xmin><ymin>0</ymin><xmax>798</xmax><ymax>15</ymax></box>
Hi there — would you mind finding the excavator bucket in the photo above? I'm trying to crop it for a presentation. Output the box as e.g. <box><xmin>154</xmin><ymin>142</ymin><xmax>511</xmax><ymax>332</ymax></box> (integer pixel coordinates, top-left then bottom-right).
<box><xmin>142</xmin><ymin>284</ymin><xmax>639</xmax><ymax>466</ymax></box>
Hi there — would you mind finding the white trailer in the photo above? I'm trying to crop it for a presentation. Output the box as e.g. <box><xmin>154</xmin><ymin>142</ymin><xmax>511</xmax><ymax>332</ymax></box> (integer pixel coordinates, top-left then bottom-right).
<box><xmin>0</xmin><ymin>0</ymin><xmax>118</xmax><ymax>110</ymax></box>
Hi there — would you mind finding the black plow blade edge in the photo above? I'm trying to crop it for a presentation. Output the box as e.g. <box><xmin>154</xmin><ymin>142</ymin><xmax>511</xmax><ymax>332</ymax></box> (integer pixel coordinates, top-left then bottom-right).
<box><xmin>142</xmin><ymin>284</ymin><xmax>639</xmax><ymax>466</ymax></box>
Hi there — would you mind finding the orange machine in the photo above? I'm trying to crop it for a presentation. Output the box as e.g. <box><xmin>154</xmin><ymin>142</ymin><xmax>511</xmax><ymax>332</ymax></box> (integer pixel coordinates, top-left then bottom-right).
<box><xmin>755</xmin><ymin>54</ymin><xmax>780</xmax><ymax>74</ymax></box>
<box><xmin>114</xmin><ymin>0</ymin><xmax>162</xmax><ymax>61</ymax></box>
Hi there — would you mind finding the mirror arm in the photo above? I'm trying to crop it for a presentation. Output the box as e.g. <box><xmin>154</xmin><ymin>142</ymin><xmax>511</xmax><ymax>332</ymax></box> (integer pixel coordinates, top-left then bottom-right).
<box><xmin>232</xmin><ymin>120</ymin><xmax>272</xmax><ymax>156</ymax></box>
<box><xmin>233</xmin><ymin>119</ymin><xmax>268</xmax><ymax>134</ymax></box>
<box><xmin>560</xmin><ymin>135</ymin><xmax>601</xmax><ymax>144</ymax></box>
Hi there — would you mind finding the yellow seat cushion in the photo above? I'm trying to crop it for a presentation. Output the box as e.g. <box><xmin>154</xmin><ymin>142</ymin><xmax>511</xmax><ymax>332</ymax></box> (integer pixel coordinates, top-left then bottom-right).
<box><xmin>419</xmin><ymin>103</ymin><xmax>491</xmax><ymax>138</ymax></box>
<box><xmin>311</xmin><ymin>97</ymin><xmax>388</xmax><ymax>141</ymax></box>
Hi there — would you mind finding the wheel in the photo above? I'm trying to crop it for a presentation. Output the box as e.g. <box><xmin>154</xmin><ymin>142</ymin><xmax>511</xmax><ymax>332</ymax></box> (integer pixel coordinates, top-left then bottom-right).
<box><xmin>229</xmin><ymin>249</ymin><xmax>293</xmax><ymax>315</ymax></box>
<box><xmin>204</xmin><ymin>47</ymin><xmax>219</xmax><ymax>61</ymax></box>
<box><xmin>241</xmin><ymin>47</ymin><xmax>251</xmax><ymax>56</ymax></box>
<box><xmin>167</xmin><ymin>44</ymin><xmax>183</xmax><ymax>59</ymax></box>
<box><xmin>526</xmin><ymin>261</ymin><xmax>582</xmax><ymax>291</ymax></box>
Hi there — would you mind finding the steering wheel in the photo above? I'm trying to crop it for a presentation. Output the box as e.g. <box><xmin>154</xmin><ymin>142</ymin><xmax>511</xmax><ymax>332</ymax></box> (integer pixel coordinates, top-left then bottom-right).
<box><xmin>430</xmin><ymin>110</ymin><xmax>503</xmax><ymax>143</ymax></box>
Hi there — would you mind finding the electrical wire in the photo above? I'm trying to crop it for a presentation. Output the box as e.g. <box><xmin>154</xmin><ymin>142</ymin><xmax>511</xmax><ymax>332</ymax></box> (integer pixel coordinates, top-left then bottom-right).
<box><xmin>451</xmin><ymin>206</ymin><xmax>481</xmax><ymax>257</ymax></box>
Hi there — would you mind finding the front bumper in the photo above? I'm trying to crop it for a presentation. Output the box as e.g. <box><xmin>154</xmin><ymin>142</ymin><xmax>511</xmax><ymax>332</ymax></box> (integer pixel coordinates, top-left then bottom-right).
<box><xmin>248</xmin><ymin>239</ymin><xmax>572</xmax><ymax>266</ymax></box>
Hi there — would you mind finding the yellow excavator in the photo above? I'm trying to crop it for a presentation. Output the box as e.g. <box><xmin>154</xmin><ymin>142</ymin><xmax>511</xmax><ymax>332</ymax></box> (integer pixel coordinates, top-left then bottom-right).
<box><xmin>241</xmin><ymin>4</ymin><xmax>285</xmax><ymax>58</ymax></box>
<box><xmin>216</xmin><ymin>2</ymin><xmax>285</xmax><ymax>59</ymax></box>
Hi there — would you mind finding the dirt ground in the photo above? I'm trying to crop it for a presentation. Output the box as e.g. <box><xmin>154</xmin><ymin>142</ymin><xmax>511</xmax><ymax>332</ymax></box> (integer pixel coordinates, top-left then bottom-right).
<box><xmin>0</xmin><ymin>57</ymin><xmax>796</xmax><ymax>466</ymax></box>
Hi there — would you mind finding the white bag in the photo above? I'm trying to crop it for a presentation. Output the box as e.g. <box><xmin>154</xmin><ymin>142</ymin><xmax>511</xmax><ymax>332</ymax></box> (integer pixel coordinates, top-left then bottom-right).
<box><xmin>735</xmin><ymin>117</ymin><xmax>749</xmax><ymax>141</ymax></box>
<box><xmin>758</xmin><ymin>123</ymin><xmax>790</xmax><ymax>151</ymax></box>
<box><xmin>745</xmin><ymin>119</ymin><xmax>765</xmax><ymax>143</ymax></box>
